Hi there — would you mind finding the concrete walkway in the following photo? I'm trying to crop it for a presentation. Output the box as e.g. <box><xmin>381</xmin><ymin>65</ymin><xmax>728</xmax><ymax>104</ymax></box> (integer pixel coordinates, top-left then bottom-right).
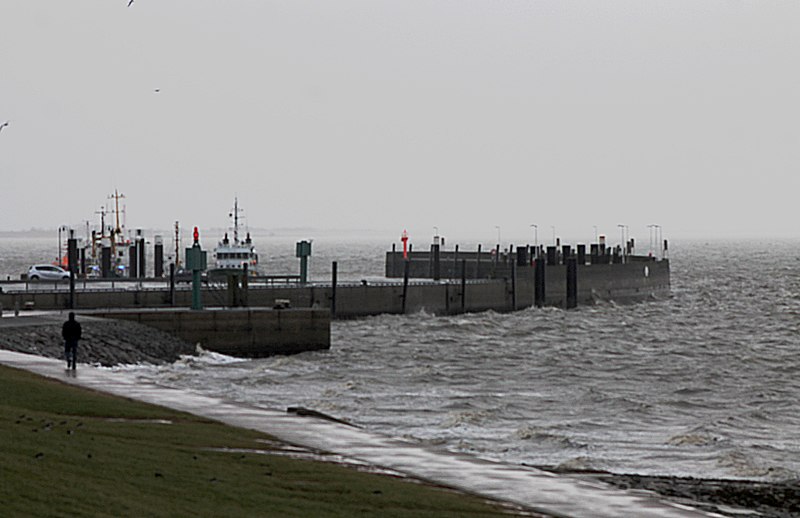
<box><xmin>0</xmin><ymin>350</ymin><xmax>724</xmax><ymax>518</ymax></box>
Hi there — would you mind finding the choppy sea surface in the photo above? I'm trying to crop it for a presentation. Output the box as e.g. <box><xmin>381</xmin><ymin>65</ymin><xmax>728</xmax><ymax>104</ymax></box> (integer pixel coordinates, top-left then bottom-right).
<box><xmin>3</xmin><ymin>235</ymin><xmax>800</xmax><ymax>481</ymax></box>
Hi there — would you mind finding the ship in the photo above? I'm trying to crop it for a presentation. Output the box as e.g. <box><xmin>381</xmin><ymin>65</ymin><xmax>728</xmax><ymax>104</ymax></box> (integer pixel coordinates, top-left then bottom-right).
<box><xmin>211</xmin><ymin>198</ymin><xmax>260</xmax><ymax>275</ymax></box>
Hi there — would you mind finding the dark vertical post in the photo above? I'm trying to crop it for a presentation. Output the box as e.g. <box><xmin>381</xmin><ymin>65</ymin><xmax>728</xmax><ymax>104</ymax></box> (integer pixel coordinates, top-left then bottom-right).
<box><xmin>577</xmin><ymin>244</ymin><xmax>586</xmax><ymax>265</ymax></box>
<box><xmin>154</xmin><ymin>238</ymin><xmax>164</xmax><ymax>278</ymax></box>
<box><xmin>391</xmin><ymin>243</ymin><xmax>396</xmax><ymax>277</ymax></box>
<box><xmin>227</xmin><ymin>274</ymin><xmax>237</xmax><ymax>307</ymax></box>
<box><xmin>534</xmin><ymin>257</ymin><xmax>545</xmax><ymax>308</ymax></box>
<box><xmin>476</xmin><ymin>244</ymin><xmax>482</xmax><ymax>278</ymax></box>
<box><xmin>562</xmin><ymin>245</ymin><xmax>571</xmax><ymax>265</ymax></box>
<box><xmin>566</xmin><ymin>256</ymin><xmax>578</xmax><ymax>309</ymax></box>
<box><xmin>101</xmin><ymin>245</ymin><xmax>111</xmax><ymax>278</ymax></box>
<box><xmin>129</xmin><ymin>245</ymin><xmax>138</xmax><ymax>278</ymax></box>
<box><xmin>242</xmin><ymin>263</ymin><xmax>249</xmax><ymax>307</ymax></box>
<box><xmin>454</xmin><ymin>244</ymin><xmax>459</xmax><ymax>278</ymax></box>
<box><xmin>546</xmin><ymin>246</ymin><xmax>557</xmax><ymax>266</ymax></box>
<box><xmin>67</xmin><ymin>235</ymin><xmax>77</xmax><ymax>309</ymax></box>
<box><xmin>331</xmin><ymin>261</ymin><xmax>337</xmax><ymax>318</ymax></box>
<box><xmin>511</xmin><ymin>260</ymin><xmax>517</xmax><ymax>311</ymax></box>
<box><xmin>432</xmin><ymin>243</ymin><xmax>441</xmax><ymax>281</ymax></box>
<box><xmin>402</xmin><ymin>259</ymin><xmax>410</xmax><ymax>313</ymax></box>
<box><xmin>461</xmin><ymin>259</ymin><xmax>466</xmax><ymax>312</ymax></box>
<box><xmin>138</xmin><ymin>237</ymin><xmax>146</xmax><ymax>278</ymax></box>
<box><xmin>516</xmin><ymin>246</ymin><xmax>528</xmax><ymax>266</ymax></box>
<box><xmin>169</xmin><ymin>263</ymin><xmax>176</xmax><ymax>306</ymax></box>
<box><xmin>80</xmin><ymin>247</ymin><xmax>86</xmax><ymax>277</ymax></box>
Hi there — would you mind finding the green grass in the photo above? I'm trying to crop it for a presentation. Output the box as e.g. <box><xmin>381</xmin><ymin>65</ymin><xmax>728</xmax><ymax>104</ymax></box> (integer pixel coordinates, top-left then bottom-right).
<box><xmin>0</xmin><ymin>365</ymin><xmax>519</xmax><ymax>517</ymax></box>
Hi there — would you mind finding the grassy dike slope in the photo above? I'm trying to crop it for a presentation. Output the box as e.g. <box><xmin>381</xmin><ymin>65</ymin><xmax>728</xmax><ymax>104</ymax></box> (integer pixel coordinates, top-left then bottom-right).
<box><xmin>0</xmin><ymin>365</ymin><xmax>520</xmax><ymax>517</ymax></box>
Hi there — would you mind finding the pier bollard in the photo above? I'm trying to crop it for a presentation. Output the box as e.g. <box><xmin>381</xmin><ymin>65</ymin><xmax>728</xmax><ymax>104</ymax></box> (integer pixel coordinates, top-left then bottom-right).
<box><xmin>566</xmin><ymin>256</ymin><xmax>578</xmax><ymax>309</ymax></box>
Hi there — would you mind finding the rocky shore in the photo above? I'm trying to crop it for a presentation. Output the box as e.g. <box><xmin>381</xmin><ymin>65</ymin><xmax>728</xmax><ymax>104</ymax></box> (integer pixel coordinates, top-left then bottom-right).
<box><xmin>538</xmin><ymin>467</ymin><xmax>800</xmax><ymax>518</ymax></box>
<box><xmin>0</xmin><ymin>317</ymin><xmax>195</xmax><ymax>366</ymax></box>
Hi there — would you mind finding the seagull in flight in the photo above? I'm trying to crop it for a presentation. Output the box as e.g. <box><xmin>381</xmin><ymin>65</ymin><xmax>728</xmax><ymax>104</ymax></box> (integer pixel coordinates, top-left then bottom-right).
<box><xmin>128</xmin><ymin>0</ymin><xmax>134</xmax><ymax>7</ymax></box>
<box><xmin>0</xmin><ymin>121</ymin><xmax>8</xmax><ymax>133</ymax></box>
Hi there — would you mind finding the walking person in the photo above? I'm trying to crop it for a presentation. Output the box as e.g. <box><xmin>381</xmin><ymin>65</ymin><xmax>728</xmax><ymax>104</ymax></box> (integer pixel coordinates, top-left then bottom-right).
<box><xmin>62</xmin><ymin>312</ymin><xmax>81</xmax><ymax>370</ymax></box>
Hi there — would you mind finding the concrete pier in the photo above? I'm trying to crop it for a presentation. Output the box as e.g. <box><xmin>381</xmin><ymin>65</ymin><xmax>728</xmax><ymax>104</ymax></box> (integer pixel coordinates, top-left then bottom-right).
<box><xmin>92</xmin><ymin>307</ymin><xmax>330</xmax><ymax>357</ymax></box>
<box><xmin>0</xmin><ymin>260</ymin><xmax>670</xmax><ymax>316</ymax></box>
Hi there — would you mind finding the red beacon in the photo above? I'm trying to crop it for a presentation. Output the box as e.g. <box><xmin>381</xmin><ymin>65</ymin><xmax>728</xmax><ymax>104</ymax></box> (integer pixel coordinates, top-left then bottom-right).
<box><xmin>193</xmin><ymin>226</ymin><xmax>199</xmax><ymax>244</ymax></box>
<box><xmin>401</xmin><ymin>230</ymin><xmax>409</xmax><ymax>260</ymax></box>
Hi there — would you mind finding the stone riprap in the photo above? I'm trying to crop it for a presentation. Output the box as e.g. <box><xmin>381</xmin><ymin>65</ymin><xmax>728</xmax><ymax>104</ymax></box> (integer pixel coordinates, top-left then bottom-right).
<box><xmin>0</xmin><ymin>317</ymin><xmax>195</xmax><ymax>366</ymax></box>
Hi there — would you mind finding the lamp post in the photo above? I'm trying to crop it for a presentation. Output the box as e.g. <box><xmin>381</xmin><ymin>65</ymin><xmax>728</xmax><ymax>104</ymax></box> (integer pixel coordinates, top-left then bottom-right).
<box><xmin>647</xmin><ymin>224</ymin><xmax>658</xmax><ymax>257</ymax></box>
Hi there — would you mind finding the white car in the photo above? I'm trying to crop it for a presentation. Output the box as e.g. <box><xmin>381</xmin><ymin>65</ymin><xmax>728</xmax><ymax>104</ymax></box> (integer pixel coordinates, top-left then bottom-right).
<box><xmin>28</xmin><ymin>264</ymin><xmax>70</xmax><ymax>280</ymax></box>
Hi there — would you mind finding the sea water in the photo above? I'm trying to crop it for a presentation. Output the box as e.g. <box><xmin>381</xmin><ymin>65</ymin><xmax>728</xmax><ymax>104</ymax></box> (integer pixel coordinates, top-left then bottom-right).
<box><xmin>2</xmin><ymin>235</ymin><xmax>799</xmax><ymax>481</ymax></box>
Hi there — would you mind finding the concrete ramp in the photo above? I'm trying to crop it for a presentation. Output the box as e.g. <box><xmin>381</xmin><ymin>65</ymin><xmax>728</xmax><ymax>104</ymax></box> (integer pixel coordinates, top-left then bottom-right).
<box><xmin>0</xmin><ymin>350</ymin><xmax>723</xmax><ymax>518</ymax></box>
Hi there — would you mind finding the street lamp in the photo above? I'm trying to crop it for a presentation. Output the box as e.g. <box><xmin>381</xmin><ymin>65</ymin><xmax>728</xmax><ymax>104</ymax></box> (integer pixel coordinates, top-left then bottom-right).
<box><xmin>617</xmin><ymin>224</ymin><xmax>629</xmax><ymax>254</ymax></box>
<box><xmin>647</xmin><ymin>224</ymin><xmax>659</xmax><ymax>257</ymax></box>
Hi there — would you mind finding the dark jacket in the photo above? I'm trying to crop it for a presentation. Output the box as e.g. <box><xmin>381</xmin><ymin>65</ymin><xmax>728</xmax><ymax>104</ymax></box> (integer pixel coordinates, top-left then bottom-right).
<box><xmin>62</xmin><ymin>319</ymin><xmax>82</xmax><ymax>342</ymax></box>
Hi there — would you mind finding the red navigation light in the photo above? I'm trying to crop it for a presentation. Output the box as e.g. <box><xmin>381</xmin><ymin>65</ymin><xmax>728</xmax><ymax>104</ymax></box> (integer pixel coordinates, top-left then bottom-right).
<box><xmin>193</xmin><ymin>226</ymin><xmax>199</xmax><ymax>244</ymax></box>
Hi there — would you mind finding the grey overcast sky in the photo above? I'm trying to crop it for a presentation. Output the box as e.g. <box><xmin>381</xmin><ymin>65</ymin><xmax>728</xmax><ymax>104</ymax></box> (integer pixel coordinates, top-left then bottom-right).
<box><xmin>1</xmin><ymin>1</ymin><xmax>798</xmax><ymax>243</ymax></box>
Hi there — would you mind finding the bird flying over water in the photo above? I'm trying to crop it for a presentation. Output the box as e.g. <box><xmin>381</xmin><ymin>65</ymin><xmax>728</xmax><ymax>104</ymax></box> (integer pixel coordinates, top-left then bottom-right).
<box><xmin>0</xmin><ymin>121</ymin><xmax>9</xmax><ymax>133</ymax></box>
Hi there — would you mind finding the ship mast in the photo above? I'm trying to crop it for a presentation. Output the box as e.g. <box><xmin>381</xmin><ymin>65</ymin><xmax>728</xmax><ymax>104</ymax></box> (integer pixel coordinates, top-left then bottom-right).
<box><xmin>230</xmin><ymin>198</ymin><xmax>244</xmax><ymax>243</ymax></box>
<box><xmin>108</xmin><ymin>189</ymin><xmax>126</xmax><ymax>243</ymax></box>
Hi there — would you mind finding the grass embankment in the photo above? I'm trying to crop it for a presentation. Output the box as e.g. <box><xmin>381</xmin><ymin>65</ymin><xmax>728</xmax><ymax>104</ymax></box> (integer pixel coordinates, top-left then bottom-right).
<box><xmin>0</xmin><ymin>365</ymin><xmax>518</xmax><ymax>517</ymax></box>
